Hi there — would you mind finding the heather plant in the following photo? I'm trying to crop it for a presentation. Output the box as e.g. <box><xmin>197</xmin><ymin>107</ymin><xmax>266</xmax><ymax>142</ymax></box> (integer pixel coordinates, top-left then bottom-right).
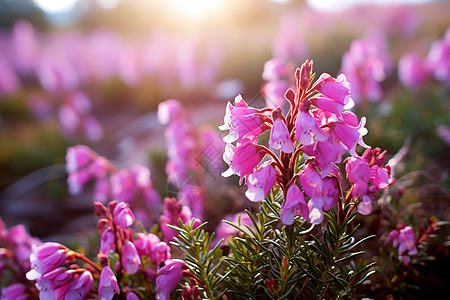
<box><xmin>5</xmin><ymin>59</ymin><xmax>447</xmax><ymax>300</ymax></box>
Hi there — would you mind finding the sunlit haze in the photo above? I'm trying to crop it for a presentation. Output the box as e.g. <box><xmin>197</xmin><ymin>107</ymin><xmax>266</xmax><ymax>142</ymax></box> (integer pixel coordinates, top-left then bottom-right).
<box><xmin>32</xmin><ymin>0</ymin><xmax>79</xmax><ymax>14</ymax></box>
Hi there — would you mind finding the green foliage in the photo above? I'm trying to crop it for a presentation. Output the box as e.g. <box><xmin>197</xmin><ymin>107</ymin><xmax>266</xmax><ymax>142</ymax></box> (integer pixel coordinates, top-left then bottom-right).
<box><xmin>171</xmin><ymin>196</ymin><xmax>376</xmax><ymax>299</ymax></box>
<box><xmin>170</xmin><ymin>219</ymin><xmax>225</xmax><ymax>299</ymax></box>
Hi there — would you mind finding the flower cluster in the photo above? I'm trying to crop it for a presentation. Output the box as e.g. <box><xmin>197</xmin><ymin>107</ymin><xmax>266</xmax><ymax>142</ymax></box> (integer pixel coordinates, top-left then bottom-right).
<box><xmin>221</xmin><ymin>60</ymin><xmax>394</xmax><ymax>224</ymax></box>
<box><xmin>387</xmin><ymin>225</ymin><xmax>418</xmax><ymax>265</ymax></box>
<box><xmin>398</xmin><ymin>26</ymin><xmax>450</xmax><ymax>89</ymax></box>
<box><xmin>158</xmin><ymin>99</ymin><xmax>225</xmax><ymax>219</ymax></box>
<box><xmin>0</xmin><ymin>218</ymin><xmax>41</xmax><ymax>299</ymax></box>
<box><xmin>66</xmin><ymin>145</ymin><xmax>161</xmax><ymax>226</ymax></box>
<box><xmin>341</xmin><ymin>36</ymin><xmax>392</xmax><ymax>102</ymax></box>
<box><xmin>25</xmin><ymin>242</ymin><xmax>94</xmax><ymax>299</ymax></box>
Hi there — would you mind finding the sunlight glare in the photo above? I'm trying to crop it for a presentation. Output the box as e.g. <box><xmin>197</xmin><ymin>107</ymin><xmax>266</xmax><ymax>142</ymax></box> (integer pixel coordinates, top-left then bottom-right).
<box><xmin>32</xmin><ymin>0</ymin><xmax>79</xmax><ymax>14</ymax></box>
<box><xmin>97</xmin><ymin>0</ymin><xmax>121</xmax><ymax>10</ymax></box>
<box><xmin>169</xmin><ymin>0</ymin><xmax>223</xmax><ymax>16</ymax></box>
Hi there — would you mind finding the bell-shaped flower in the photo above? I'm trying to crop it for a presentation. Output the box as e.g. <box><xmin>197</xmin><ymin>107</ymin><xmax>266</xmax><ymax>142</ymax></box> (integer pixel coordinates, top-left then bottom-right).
<box><xmin>219</xmin><ymin>95</ymin><xmax>267</xmax><ymax>143</ymax></box>
<box><xmin>345</xmin><ymin>157</ymin><xmax>372</xmax><ymax>185</ymax></box>
<box><xmin>41</xmin><ymin>268</ymin><xmax>73</xmax><ymax>299</ymax></box>
<box><xmin>151</xmin><ymin>242</ymin><xmax>171</xmax><ymax>267</ymax></box>
<box><xmin>299</xmin><ymin>163</ymin><xmax>327</xmax><ymax>224</ymax></box>
<box><xmin>295</xmin><ymin>110</ymin><xmax>327</xmax><ymax>146</ymax></box>
<box><xmin>322</xmin><ymin>176</ymin><xmax>339</xmax><ymax>211</ymax></box>
<box><xmin>245</xmin><ymin>162</ymin><xmax>276</xmax><ymax>202</ymax></box>
<box><xmin>269</xmin><ymin>118</ymin><xmax>294</xmax><ymax>153</ymax></box>
<box><xmin>312</xmin><ymin>73</ymin><xmax>354</xmax><ymax>109</ymax></box>
<box><xmin>280</xmin><ymin>185</ymin><xmax>309</xmax><ymax>225</ymax></box>
<box><xmin>330</xmin><ymin>112</ymin><xmax>369</xmax><ymax>157</ymax></box>
<box><xmin>398</xmin><ymin>226</ymin><xmax>418</xmax><ymax>256</ymax></box>
<box><xmin>26</xmin><ymin>243</ymin><xmax>71</xmax><ymax>281</ymax></box>
<box><xmin>134</xmin><ymin>233</ymin><xmax>160</xmax><ymax>257</ymax></box>
<box><xmin>98</xmin><ymin>266</ymin><xmax>120</xmax><ymax>300</ymax></box>
<box><xmin>65</xmin><ymin>270</ymin><xmax>93</xmax><ymax>300</ymax></box>
<box><xmin>357</xmin><ymin>195</ymin><xmax>373</xmax><ymax>215</ymax></box>
<box><xmin>309</xmin><ymin>95</ymin><xmax>345</xmax><ymax>116</ymax></box>
<box><xmin>99</xmin><ymin>227</ymin><xmax>116</xmax><ymax>255</ymax></box>
<box><xmin>122</xmin><ymin>241</ymin><xmax>142</xmax><ymax>275</ymax></box>
<box><xmin>301</xmin><ymin>132</ymin><xmax>345</xmax><ymax>176</ymax></box>
<box><xmin>156</xmin><ymin>259</ymin><xmax>187</xmax><ymax>300</ymax></box>
<box><xmin>113</xmin><ymin>202</ymin><xmax>135</xmax><ymax>228</ymax></box>
<box><xmin>222</xmin><ymin>139</ymin><xmax>265</xmax><ymax>180</ymax></box>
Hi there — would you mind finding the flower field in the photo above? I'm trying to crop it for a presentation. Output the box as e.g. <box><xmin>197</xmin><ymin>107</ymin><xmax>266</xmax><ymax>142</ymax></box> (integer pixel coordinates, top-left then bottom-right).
<box><xmin>0</xmin><ymin>1</ymin><xmax>449</xmax><ymax>299</ymax></box>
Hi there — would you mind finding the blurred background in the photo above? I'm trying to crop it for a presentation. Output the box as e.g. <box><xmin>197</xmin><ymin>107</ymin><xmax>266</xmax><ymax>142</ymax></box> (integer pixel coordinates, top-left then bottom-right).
<box><xmin>0</xmin><ymin>0</ymin><xmax>449</xmax><ymax>298</ymax></box>
<box><xmin>0</xmin><ymin>0</ymin><xmax>449</xmax><ymax>240</ymax></box>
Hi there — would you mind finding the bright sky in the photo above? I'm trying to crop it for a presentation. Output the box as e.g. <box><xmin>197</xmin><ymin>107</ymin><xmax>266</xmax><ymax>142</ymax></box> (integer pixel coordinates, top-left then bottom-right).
<box><xmin>32</xmin><ymin>0</ymin><xmax>434</xmax><ymax>15</ymax></box>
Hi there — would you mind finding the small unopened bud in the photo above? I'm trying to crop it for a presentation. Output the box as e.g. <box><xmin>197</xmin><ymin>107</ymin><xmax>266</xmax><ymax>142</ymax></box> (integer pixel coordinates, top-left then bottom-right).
<box><xmin>97</xmin><ymin>219</ymin><xmax>108</xmax><ymax>233</ymax></box>
<box><xmin>108</xmin><ymin>200</ymin><xmax>118</xmax><ymax>214</ymax></box>
<box><xmin>282</xmin><ymin>256</ymin><xmax>288</xmax><ymax>272</ymax></box>
<box><xmin>94</xmin><ymin>202</ymin><xmax>108</xmax><ymax>217</ymax></box>
<box><xmin>299</xmin><ymin>59</ymin><xmax>313</xmax><ymax>91</ymax></box>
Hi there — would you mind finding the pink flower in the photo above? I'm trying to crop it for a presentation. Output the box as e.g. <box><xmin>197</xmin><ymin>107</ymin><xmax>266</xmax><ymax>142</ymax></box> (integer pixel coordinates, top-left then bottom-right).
<box><xmin>295</xmin><ymin>110</ymin><xmax>327</xmax><ymax>146</ymax></box>
<box><xmin>398</xmin><ymin>226</ymin><xmax>418</xmax><ymax>257</ymax></box>
<box><xmin>222</xmin><ymin>139</ymin><xmax>265</xmax><ymax>180</ymax></box>
<box><xmin>280</xmin><ymin>185</ymin><xmax>309</xmax><ymax>225</ymax></box>
<box><xmin>65</xmin><ymin>145</ymin><xmax>95</xmax><ymax>173</ymax></box>
<box><xmin>42</xmin><ymin>267</ymin><xmax>73</xmax><ymax>291</ymax></box>
<box><xmin>312</xmin><ymin>73</ymin><xmax>354</xmax><ymax>109</ymax></box>
<box><xmin>426</xmin><ymin>27</ymin><xmax>450</xmax><ymax>84</ymax></box>
<box><xmin>329</xmin><ymin>111</ymin><xmax>369</xmax><ymax>156</ymax></box>
<box><xmin>99</xmin><ymin>227</ymin><xmax>116</xmax><ymax>255</ymax></box>
<box><xmin>26</xmin><ymin>243</ymin><xmax>72</xmax><ymax>281</ymax></box>
<box><xmin>151</xmin><ymin>242</ymin><xmax>171</xmax><ymax>267</ymax></box>
<box><xmin>301</xmin><ymin>132</ymin><xmax>345</xmax><ymax>176</ymax></box>
<box><xmin>99</xmin><ymin>266</ymin><xmax>120</xmax><ymax>300</ymax></box>
<box><xmin>67</xmin><ymin>169</ymin><xmax>91</xmax><ymax>195</ymax></box>
<box><xmin>64</xmin><ymin>270</ymin><xmax>93</xmax><ymax>300</ymax></box>
<box><xmin>269</xmin><ymin>118</ymin><xmax>294</xmax><ymax>153</ymax></box>
<box><xmin>262</xmin><ymin>58</ymin><xmax>287</xmax><ymax>81</ymax></box>
<box><xmin>340</xmin><ymin>36</ymin><xmax>391</xmax><ymax>102</ymax></box>
<box><xmin>245</xmin><ymin>162</ymin><xmax>276</xmax><ymax>202</ymax></box>
<box><xmin>299</xmin><ymin>163</ymin><xmax>328</xmax><ymax>224</ymax></box>
<box><xmin>398</xmin><ymin>53</ymin><xmax>430</xmax><ymax>89</ymax></box>
<box><xmin>388</xmin><ymin>226</ymin><xmax>418</xmax><ymax>264</ymax></box>
<box><xmin>155</xmin><ymin>259</ymin><xmax>187</xmax><ymax>300</ymax></box>
<box><xmin>113</xmin><ymin>202</ymin><xmax>135</xmax><ymax>228</ymax></box>
<box><xmin>160</xmin><ymin>197</ymin><xmax>196</xmax><ymax>242</ymax></box>
<box><xmin>122</xmin><ymin>241</ymin><xmax>142</xmax><ymax>275</ymax></box>
<box><xmin>133</xmin><ymin>233</ymin><xmax>160</xmax><ymax>257</ymax></box>
<box><xmin>219</xmin><ymin>95</ymin><xmax>269</xmax><ymax>143</ymax></box>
